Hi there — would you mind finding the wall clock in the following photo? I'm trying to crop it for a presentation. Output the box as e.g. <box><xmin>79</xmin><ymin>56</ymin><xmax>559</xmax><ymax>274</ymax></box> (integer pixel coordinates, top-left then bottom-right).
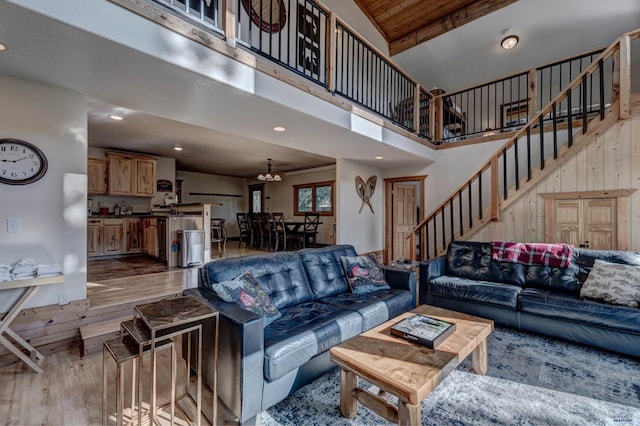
<box><xmin>0</xmin><ymin>138</ymin><xmax>48</xmax><ymax>185</ymax></box>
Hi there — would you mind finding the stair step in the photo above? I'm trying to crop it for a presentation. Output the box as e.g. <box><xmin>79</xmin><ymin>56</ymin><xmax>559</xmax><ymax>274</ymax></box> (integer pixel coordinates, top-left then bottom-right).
<box><xmin>79</xmin><ymin>315</ymin><xmax>132</xmax><ymax>359</ymax></box>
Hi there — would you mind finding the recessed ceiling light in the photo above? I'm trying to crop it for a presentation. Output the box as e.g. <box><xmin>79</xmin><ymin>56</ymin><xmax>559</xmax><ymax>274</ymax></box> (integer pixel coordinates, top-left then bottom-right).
<box><xmin>0</xmin><ymin>42</ymin><xmax>7</xmax><ymax>51</ymax></box>
<box><xmin>273</xmin><ymin>126</ymin><xmax>286</xmax><ymax>132</ymax></box>
<box><xmin>501</xmin><ymin>35</ymin><xmax>519</xmax><ymax>50</ymax></box>
<box><xmin>109</xmin><ymin>114</ymin><xmax>123</xmax><ymax>120</ymax></box>
<box><xmin>173</xmin><ymin>146</ymin><xmax>183</xmax><ymax>151</ymax></box>
<box><xmin>374</xmin><ymin>156</ymin><xmax>384</xmax><ymax>160</ymax></box>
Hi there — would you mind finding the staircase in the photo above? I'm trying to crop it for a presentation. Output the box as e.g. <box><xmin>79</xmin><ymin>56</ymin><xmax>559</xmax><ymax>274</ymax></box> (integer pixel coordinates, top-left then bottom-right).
<box><xmin>409</xmin><ymin>30</ymin><xmax>639</xmax><ymax>260</ymax></box>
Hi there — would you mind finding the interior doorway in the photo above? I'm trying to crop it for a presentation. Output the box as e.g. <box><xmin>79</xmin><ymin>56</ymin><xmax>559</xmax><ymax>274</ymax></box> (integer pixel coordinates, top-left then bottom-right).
<box><xmin>384</xmin><ymin>176</ymin><xmax>426</xmax><ymax>264</ymax></box>
<box><xmin>248</xmin><ymin>183</ymin><xmax>265</xmax><ymax>213</ymax></box>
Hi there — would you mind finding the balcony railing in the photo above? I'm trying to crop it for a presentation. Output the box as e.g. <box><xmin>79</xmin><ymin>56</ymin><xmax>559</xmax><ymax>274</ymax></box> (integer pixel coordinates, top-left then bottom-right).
<box><xmin>137</xmin><ymin>0</ymin><xmax>632</xmax><ymax>148</ymax></box>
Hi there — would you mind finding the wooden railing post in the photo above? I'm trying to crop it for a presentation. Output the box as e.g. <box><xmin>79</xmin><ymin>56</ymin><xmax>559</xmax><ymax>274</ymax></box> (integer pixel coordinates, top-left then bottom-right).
<box><xmin>528</xmin><ymin>68</ymin><xmax>537</xmax><ymax>120</ymax></box>
<box><xmin>434</xmin><ymin>96</ymin><xmax>443</xmax><ymax>141</ymax></box>
<box><xmin>326</xmin><ymin>13</ymin><xmax>337</xmax><ymax>93</ymax></box>
<box><xmin>222</xmin><ymin>0</ymin><xmax>237</xmax><ymax>45</ymax></box>
<box><xmin>413</xmin><ymin>84</ymin><xmax>420</xmax><ymax>134</ymax></box>
<box><xmin>408</xmin><ymin>233</ymin><xmax>416</xmax><ymax>261</ymax></box>
<box><xmin>618</xmin><ymin>35</ymin><xmax>631</xmax><ymax>120</ymax></box>
<box><xmin>490</xmin><ymin>156</ymin><xmax>499</xmax><ymax>221</ymax></box>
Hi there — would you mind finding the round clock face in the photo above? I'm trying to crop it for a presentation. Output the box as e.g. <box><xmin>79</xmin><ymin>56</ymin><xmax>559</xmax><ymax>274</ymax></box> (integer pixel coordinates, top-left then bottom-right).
<box><xmin>0</xmin><ymin>138</ymin><xmax>48</xmax><ymax>185</ymax></box>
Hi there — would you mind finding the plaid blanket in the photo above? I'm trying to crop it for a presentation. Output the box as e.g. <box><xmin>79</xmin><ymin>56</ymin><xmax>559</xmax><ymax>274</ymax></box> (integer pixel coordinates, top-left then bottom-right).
<box><xmin>491</xmin><ymin>242</ymin><xmax>574</xmax><ymax>268</ymax></box>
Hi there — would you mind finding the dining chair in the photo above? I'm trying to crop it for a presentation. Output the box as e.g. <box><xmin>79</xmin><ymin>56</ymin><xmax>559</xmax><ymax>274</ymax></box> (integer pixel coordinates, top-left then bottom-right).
<box><xmin>210</xmin><ymin>218</ymin><xmax>227</xmax><ymax>258</ymax></box>
<box><xmin>301</xmin><ymin>213</ymin><xmax>320</xmax><ymax>248</ymax></box>
<box><xmin>271</xmin><ymin>212</ymin><xmax>297</xmax><ymax>251</ymax></box>
<box><xmin>236</xmin><ymin>212</ymin><xmax>253</xmax><ymax>249</ymax></box>
<box><xmin>257</xmin><ymin>213</ymin><xmax>273</xmax><ymax>251</ymax></box>
<box><xmin>248</xmin><ymin>213</ymin><xmax>261</xmax><ymax>249</ymax></box>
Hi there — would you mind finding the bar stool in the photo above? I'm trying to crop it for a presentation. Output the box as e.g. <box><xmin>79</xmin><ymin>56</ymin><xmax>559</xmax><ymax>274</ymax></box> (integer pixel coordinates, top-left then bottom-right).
<box><xmin>102</xmin><ymin>334</ymin><xmax>174</xmax><ymax>426</ymax></box>
<box><xmin>210</xmin><ymin>218</ymin><xmax>227</xmax><ymax>258</ymax></box>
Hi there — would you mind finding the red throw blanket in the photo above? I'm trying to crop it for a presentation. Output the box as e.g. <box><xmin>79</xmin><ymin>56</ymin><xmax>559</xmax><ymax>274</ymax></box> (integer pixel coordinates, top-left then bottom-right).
<box><xmin>491</xmin><ymin>242</ymin><xmax>574</xmax><ymax>268</ymax></box>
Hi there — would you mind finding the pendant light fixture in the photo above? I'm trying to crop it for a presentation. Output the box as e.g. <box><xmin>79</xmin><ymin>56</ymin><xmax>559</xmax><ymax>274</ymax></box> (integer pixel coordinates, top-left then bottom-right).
<box><xmin>257</xmin><ymin>158</ymin><xmax>282</xmax><ymax>182</ymax></box>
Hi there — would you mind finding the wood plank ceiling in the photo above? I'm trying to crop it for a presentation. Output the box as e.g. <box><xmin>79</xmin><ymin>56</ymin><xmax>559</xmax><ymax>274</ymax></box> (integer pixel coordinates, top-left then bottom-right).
<box><xmin>354</xmin><ymin>0</ymin><xmax>518</xmax><ymax>56</ymax></box>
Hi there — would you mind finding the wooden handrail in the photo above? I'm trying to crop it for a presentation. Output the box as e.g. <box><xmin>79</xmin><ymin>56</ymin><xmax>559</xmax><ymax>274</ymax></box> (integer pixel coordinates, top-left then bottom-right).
<box><xmin>407</xmin><ymin>29</ymin><xmax>638</xmax><ymax>257</ymax></box>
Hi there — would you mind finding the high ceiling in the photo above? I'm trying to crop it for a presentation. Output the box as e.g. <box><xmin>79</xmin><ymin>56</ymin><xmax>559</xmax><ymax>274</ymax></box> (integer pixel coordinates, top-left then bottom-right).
<box><xmin>354</xmin><ymin>0</ymin><xmax>518</xmax><ymax>55</ymax></box>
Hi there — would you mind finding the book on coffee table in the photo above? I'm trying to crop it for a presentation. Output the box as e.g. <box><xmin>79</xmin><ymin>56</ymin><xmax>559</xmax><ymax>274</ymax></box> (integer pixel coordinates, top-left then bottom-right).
<box><xmin>390</xmin><ymin>314</ymin><xmax>456</xmax><ymax>349</ymax></box>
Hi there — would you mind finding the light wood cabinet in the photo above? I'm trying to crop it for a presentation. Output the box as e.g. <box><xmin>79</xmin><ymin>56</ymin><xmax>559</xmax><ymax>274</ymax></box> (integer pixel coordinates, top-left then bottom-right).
<box><xmin>87</xmin><ymin>158</ymin><xmax>108</xmax><ymax>194</ymax></box>
<box><xmin>142</xmin><ymin>217</ymin><xmax>159</xmax><ymax>257</ymax></box>
<box><xmin>125</xmin><ymin>218</ymin><xmax>142</xmax><ymax>253</ymax></box>
<box><xmin>107</xmin><ymin>152</ymin><xmax>156</xmax><ymax>197</ymax></box>
<box><xmin>103</xmin><ymin>219</ymin><xmax>124</xmax><ymax>254</ymax></box>
<box><xmin>87</xmin><ymin>219</ymin><xmax>103</xmax><ymax>256</ymax></box>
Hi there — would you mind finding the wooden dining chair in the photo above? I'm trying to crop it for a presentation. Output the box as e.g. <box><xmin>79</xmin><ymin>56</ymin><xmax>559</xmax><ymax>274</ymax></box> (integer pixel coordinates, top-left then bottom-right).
<box><xmin>210</xmin><ymin>218</ymin><xmax>227</xmax><ymax>258</ymax></box>
<box><xmin>236</xmin><ymin>212</ymin><xmax>253</xmax><ymax>249</ymax></box>
<box><xmin>257</xmin><ymin>213</ymin><xmax>273</xmax><ymax>251</ymax></box>
<box><xmin>271</xmin><ymin>212</ymin><xmax>297</xmax><ymax>251</ymax></box>
<box><xmin>301</xmin><ymin>213</ymin><xmax>320</xmax><ymax>248</ymax></box>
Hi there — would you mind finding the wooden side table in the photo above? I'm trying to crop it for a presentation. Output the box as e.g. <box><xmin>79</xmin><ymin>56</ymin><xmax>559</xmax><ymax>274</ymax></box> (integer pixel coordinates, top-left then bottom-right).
<box><xmin>0</xmin><ymin>275</ymin><xmax>63</xmax><ymax>373</ymax></box>
<box><xmin>131</xmin><ymin>296</ymin><xmax>218</xmax><ymax>426</ymax></box>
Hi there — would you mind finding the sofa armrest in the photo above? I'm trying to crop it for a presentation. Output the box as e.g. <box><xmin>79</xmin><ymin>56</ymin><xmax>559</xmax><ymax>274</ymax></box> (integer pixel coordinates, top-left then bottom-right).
<box><xmin>419</xmin><ymin>256</ymin><xmax>446</xmax><ymax>304</ymax></box>
<box><xmin>183</xmin><ymin>288</ymin><xmax>265</xmax><ymax>423</ymax></box>
<box><xmin>382</xmin><ymin>266</ymin><xmax>417</xmax><ymax>307</ymax></box>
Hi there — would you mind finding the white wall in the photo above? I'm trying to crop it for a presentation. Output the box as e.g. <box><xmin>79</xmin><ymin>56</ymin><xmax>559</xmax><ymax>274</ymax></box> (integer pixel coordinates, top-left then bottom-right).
<box><xmin>176</xmin><ymin>170</ymin><xmax>248</xmax><ymax>237</ymax></box>
<box><xmin>0</xmin><ymin>74</ymin><xmax>87</xmax><ymax>312</ymax></box>
<box><xmin>262</xmin><ymin>166</ymin><xmax>336</xmax><ymax>245</ymax></box>
<box><xmin>336</xmin><ymin>158</ymin><xmax>383</xmax><ymax>253</ymax></box>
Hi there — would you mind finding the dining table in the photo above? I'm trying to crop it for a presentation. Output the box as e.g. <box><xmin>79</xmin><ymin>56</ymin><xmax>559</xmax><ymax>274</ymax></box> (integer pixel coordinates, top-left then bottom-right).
<box><xmin>283</xmin><ymin>219</ymin><xmax>323</xmax><ymax>234</ymax></box>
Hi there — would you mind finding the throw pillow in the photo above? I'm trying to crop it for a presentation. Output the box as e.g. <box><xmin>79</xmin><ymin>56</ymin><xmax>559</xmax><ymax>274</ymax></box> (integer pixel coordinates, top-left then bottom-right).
<box><xmin>340</xmin><ymin>254</ymin><xmax>391</xmax><ymax>294</ymax></box>
<box><xmin>213</xmin><ymin>270</ymin><xmax>282</xmax><ymax>326</ymax></box>
<box><xmin>580</xmin><ymin>259</ymin><xmax>640</xmax><ymax>308</ymax></box>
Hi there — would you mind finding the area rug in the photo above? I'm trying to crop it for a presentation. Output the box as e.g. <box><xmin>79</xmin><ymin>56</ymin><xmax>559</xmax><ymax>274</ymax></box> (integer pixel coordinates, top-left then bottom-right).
<box><xmin>257</xmin><ymin>327</ymin><xmax>640</xmax><ymax>425</ymax></box>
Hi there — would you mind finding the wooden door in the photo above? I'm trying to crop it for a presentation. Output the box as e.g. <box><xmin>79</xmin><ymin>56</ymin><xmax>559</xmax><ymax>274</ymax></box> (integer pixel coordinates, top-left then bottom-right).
<box><xmin>392</xmin><ymin>183</ymin><xmax>417</xmax><ymax>261</ymax></box>
<box><xmin>135</xmin><ymin>158</ymin><xmax>156</xmax><ymax>197</ymax></box>
<box><xmin>125</xmin><ymin>219</ymin><xmax>142</xmax><ymax>253</ymax></box>
<box><xmin>87</xmin><ymin>221</ymin><xmax>102</xmax><ymax>256</ymax></box>
<box><xmin>87</xmin><ymin>158</ymin><xmax>107</xmax><ymax>194</ymax></box>
<box><xmin>554</xmin><ymin>200</ymin><xmax>580</xmax><ymax>246</ymax></box>
<box><xmin>583</xmin><ymin>198</ymin><xmax>616</xmax><ymax>250</ymax></box>
<box><xmin>108</xmin><ymin>153</ymin><xmax>134</xmax><ymax>195</ymax></box>
<box><xmin>103</xmin><ymin>222</ymin><xmax>124</xmax><ymax>254</ymax></box>
<box><xmin>553</xmin><ymin>198</ymin><xmax>616</xmax><ymax>250</ymax></box>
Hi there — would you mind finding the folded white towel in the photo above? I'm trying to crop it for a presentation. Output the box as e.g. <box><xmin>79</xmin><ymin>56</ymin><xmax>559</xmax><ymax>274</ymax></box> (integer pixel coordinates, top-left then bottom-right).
<box><xmin>37</xmin><ymin>264</ymin><xmax>63</xmax><ymax>276</ymax></box>
<box><xmin>0</xmin><ymin>270</ymin><xmax>12</xmax><ymax>282</ymax></box>
<box><xmin>12</xmin><ymin>258</ymin><xmax>37</xmax><ymax>267</ymax></box>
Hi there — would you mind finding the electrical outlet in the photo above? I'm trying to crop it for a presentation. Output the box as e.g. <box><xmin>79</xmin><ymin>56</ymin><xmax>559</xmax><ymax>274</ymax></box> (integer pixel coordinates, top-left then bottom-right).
<box><xmin>58</xmin><ymin>291</ymin><xmax>69</xmax><ymax>306</ymax></box>
<box><xmin>7</xmin><ymin>218</ymin><xmax>20</xmax><ymax>233</ymax></box>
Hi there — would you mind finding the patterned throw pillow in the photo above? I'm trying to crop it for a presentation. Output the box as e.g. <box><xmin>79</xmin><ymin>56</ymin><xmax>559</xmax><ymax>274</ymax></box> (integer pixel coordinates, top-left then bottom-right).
<box><xmin>580</xmin><ymin>259</ymin><xmax>640</xmax><ymax>308</ymax></box>
<box><xmin>340</xmin><ymin>254</ymin><xmax>391</xmax><ymax>294</ymax></box>
<box><xmin>213</xmin><ymin>270</ymin><xmax>282</xmax><ymax>326</ymax></box>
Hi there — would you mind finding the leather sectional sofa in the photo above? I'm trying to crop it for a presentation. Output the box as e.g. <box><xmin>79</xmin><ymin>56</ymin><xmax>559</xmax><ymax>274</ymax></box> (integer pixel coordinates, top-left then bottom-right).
<box><xmin>184</xmin><ymin>245</ymin><xmax>416</xmax><ymax>424</ymax></box>
<box><xmin>420</xmin><ymin>240</ymin><xmax>640</xmax><ymax>358</ymax></box>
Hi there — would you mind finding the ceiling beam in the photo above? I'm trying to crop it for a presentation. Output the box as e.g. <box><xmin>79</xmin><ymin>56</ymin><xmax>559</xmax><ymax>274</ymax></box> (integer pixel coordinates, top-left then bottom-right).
<box><xmin>389</xmin><ymin>0</ymin><xmax>519</xmax><ymax>56</ymax></box>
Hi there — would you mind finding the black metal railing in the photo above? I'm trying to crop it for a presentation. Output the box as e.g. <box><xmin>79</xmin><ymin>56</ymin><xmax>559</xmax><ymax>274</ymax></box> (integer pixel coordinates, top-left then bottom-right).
<box><xmin>236</xmin><ymin>0</ymin><xmax>329</xmax><ymax>87</ymax></box>
<box><xmin>334</xmin><ymin>21</ymin><xmax>422</xmax><ymax>133</ymax></box>
<box><xmin>154</xmin><ymin>0</ymin><xmax>223</xmax><ymax>31</ymax></box>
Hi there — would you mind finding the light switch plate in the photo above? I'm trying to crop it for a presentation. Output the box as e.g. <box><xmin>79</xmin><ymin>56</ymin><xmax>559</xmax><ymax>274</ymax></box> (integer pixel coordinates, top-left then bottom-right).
<box><xmin>7</xmin><ymin>218</ymin><xmax>20</xmax><ymax>233</ymax></box>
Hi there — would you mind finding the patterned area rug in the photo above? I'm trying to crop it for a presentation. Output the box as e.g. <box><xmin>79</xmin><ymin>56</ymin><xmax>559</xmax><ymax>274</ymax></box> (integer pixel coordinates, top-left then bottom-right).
<box><xmin>257</xmin><ymin>327</ymin><xmax>640</xmax><ymax>425</ymax></box>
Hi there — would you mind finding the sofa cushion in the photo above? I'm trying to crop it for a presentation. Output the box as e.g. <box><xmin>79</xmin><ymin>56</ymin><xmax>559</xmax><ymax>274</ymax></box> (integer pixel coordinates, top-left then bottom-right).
<box><xmin>201</xmin><ymin>252</ymin><xmax>313</xmax><ymax>310</ymax></box>
<box><xmin>299</xmin><ymin>245</ymin><xmax>356</xmax><ymax>299</ymax></box>
<box><xmin>446</xmin><ymin>241</ymin><xmax>525</xmax><ymax>286</ymax></box>
<box><xmin>430</xmin><ymin>275</ymin><xmax>522</xmax><ymax>309</ymax></box>
<box><xmin>524</xmin><ymin>253</ymin><xmax>581</xmax><ymax>295</ymax></box>
<box><xmin>573</xmin><ymin>248</ymin><xmax>640</xmax><ymax>284</ymax></box>
<box><xmin>580</xmin><ymin>259</ymin><xmax>640</xmax><ymax>308</ymax></box>
<box><xmin>340</xmin><ymin>254</ymin><xmax>391</xmax><ymax>294</ymax></box>
<box><xmin>212</xmin><ymin>270</ymin><xmax>282</xmax><ymax>326</ymax></box>
<box><xmin>262</xmin><ymin>302</ymin><xmax>362</xmax><ymax>381</ymax></box>
<box><xmin>319</xmin><ymin>289</ymin><xmax>413</xmax><ymax>330</ymax></box>
<box><xmin>518</xmin><ymin>288</ymin><xmax>640</xmax><ymax>334</ymax></box>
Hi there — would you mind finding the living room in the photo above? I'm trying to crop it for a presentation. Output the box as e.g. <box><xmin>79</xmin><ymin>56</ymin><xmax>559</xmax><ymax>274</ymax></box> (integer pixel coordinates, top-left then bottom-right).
<box><xmin>1</xmin><ymin>0</ymin><xmax>640</xmax><ymax>424</ymax></box>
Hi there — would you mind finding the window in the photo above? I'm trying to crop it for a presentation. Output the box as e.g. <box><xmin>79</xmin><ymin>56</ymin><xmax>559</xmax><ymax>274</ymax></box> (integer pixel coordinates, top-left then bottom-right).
<box><xmin>293</xmin><ymin>181</ymin><xmax>334</xmax><ymax>216</ymax></box>
<box><xmin>248</xmin><ymin>184</ymin><xmax>265</xmax><ymax>213</ymax></box>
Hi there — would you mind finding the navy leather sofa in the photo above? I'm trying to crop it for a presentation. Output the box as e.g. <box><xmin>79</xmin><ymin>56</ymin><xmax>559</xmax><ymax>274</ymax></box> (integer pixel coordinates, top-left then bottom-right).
<box><xmin>420</xmin><ymin>241</ymin><xmax>640</xmax><ymax>358</ymax></box>
<box><xmin>184</xmin><ymin>245</ymin><xmax>416</xmax><ymax>424</ymax></box>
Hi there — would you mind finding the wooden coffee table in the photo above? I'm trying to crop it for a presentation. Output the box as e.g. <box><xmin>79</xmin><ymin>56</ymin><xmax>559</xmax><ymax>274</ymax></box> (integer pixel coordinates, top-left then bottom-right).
<box><xmin>329</xmin><ymin>305</ymin><xmax>493</xmax><ymax>425</ymax></box>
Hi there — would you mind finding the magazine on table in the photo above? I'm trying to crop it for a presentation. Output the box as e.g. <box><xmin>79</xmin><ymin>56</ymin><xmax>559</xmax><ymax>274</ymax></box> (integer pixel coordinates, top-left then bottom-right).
<box><xmin>390</xmin><ymin>313</ymin><xmax>456</xmax><ymax>349</ymax></box>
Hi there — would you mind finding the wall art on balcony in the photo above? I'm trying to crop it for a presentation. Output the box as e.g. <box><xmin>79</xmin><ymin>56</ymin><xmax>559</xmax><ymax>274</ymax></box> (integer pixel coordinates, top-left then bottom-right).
<box><xmin>297</xmin><ymin>4</ymin><xmax>321</xmax><ymax>76</ymax></box>
<box><xmin>355</xmin><ymin>175</ymin><xmax>377</xmax><ymax>214</ymax></box>
<box><xmin>241</xmin><ymin>0</ymin><xmax>287</xmax><ymax>33</ymax></box>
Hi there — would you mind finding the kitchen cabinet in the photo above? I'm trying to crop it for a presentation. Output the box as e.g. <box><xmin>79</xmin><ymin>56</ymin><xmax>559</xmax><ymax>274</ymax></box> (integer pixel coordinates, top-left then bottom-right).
<box><xmin>87</xmin><ymin>158</ymin><xmax>108</xmax><ymax>194</ymax></box>
<box><xmin>124</xmin><ymin>218</ymin><xmax>142</xmax><ymax>253</ymax></box>
<box><xmin>103</xmin><ymin>219</ymin><xmax>124</xmax><ymax>254</ymax></box>
<box><xmin>87</xmin><ymin>219</ymin><xmax>103</xmax><ymax>256</ymax></box>
<box><xmin>142</xmin><ymin>217</ymin><xmax>159</xmax><ymax>258</ymax></box>
<box><xmin>107</xmin><ymin>152</ymin><xmax>157</xmax><ymax>197</ymax></box>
